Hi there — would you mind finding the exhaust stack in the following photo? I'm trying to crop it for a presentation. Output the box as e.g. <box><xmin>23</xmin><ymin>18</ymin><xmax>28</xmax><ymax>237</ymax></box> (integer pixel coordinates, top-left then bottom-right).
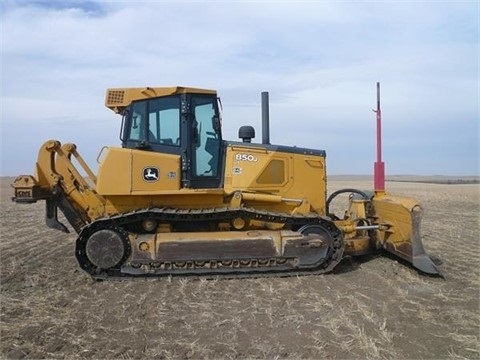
<box><xmin>261</xmin><ymin>91</ymin><xmax>270</xmax><ymax>145</ymax></box>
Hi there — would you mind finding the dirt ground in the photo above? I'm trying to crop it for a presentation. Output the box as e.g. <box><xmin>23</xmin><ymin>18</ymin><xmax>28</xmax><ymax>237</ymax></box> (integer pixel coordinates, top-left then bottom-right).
<box><xmin>1</xmin><ymin>177</ymin><xmax>479</xmax><ymax>359</ymax></box>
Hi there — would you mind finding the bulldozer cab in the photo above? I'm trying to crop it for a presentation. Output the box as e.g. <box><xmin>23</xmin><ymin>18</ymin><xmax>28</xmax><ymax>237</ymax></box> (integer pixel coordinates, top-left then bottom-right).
<box><xmin>119</xmin><ymin>92</ymin><xmax>223</xmax><ymax>189</ymax></box>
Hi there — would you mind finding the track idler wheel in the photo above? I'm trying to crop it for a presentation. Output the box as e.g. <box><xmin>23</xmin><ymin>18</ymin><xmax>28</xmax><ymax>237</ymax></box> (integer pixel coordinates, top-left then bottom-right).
<box><xmin>286</xmin><ymin>223</ymin><xmax>344</xmax><ymax>270</ymax></box>
<box><xmin>299</xmin><ymin>225</ymin><xmax>334</xmax><ymax>266</ymax></box>
<box><xmin>298</xmin><ymin>225</ymin><xmax>334</xmax><ymax>247</ymax></box>
<box><xmin>86</xmin><ymin>229</ymin><xmax>127</xmax><ymax>269</ymax></box>
<box><xmin>76</xmin><ymin>226</ymin><xmax>131</xmax><ymax>275</ymax></box>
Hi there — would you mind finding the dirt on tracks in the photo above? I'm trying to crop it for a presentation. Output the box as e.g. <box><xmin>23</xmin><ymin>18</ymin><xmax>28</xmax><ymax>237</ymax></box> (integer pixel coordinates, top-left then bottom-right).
<box><xmin>1</xmin><ymin>178</ymin><xmax>479</xmax><ymax>359</ymax></box>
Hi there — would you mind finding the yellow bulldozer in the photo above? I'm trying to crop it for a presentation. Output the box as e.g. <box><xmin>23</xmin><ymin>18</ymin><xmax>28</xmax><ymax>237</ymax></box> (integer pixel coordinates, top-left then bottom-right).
<box><xmin>12</xmin><ymin>84</ymin><xmax>441</xmax><ymax>279</ymax></box>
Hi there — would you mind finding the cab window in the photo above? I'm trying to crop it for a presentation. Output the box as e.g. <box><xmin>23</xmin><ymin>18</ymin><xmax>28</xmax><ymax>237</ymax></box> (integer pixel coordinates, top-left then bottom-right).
<box><xmin>127</xmin><ymin>97</ymin><xmax>180</xmax><ymax>146</ymax></box>
<box><xmin>128</xmin><ymin>101</ymin><xmax>147</xmax><ymax>141</ymax></box>
<box><xmin>148</xmin><ymin>97</ymin><xmax>180</xmax><ymax>146</ymax></box>
<box><xmin>192</xmin><ymin>96</ymin><xmax>220</xmax><ymax>177</ymax></box>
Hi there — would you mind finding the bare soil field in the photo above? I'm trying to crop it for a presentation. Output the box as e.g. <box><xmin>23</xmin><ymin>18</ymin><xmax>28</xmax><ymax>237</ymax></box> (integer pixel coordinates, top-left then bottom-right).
<box><xmin>1</xmin><ymin>177</ymin><xmax>479</xmax><ymax>359</ymax></box>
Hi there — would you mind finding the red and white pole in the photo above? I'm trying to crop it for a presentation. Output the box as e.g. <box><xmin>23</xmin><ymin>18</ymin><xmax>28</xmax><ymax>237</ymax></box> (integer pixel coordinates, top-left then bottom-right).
<box><xmin>374</xmin><ymin>82</ymin><xmax>385</xmax><ymax>194</ymax></box>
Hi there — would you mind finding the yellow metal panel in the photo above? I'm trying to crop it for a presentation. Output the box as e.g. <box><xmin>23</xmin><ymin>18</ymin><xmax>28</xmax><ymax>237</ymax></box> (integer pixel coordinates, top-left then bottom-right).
<box><xmin>256</xmin><ymin>159</ymin><xmax>285</xmax><ymax>184</ymax></box>
<box><xmin>224</xmin><ymin>145</ymin><xmax>290</xmax><ymax>190</ymax></box>
<box><xmin>131</xmin><ymin>150</ymin><xmax>180</xmax><ymax>193</ymax></box>
<box><xmin>290</xmin><ymin>153</ymin><xmax>326</xmax><ymax>213</ymax></box>
<box><xmin>224</xmin><ymin>144</ymin><xmax>327</xmax><ymax>214</ymax></box>
<box><xmin>96</xmin><ymin>147</ymin><xmax>132</xmax><ymax>195</ymax></box>
<box><xmin>97</xmin><ymin>148</ymin><xmax>181</xmax><ymax>195</ymax></box>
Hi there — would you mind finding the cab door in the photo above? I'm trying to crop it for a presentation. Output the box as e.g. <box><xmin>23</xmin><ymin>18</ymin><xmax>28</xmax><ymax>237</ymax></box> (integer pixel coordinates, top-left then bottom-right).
<box><xmin>185</xmin><ymin>95</ymin><xmax>223</xmax><ymax>189</ymax></box>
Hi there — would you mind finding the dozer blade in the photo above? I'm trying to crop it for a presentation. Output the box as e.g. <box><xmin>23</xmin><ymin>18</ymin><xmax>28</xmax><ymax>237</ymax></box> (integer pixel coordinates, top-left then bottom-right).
<box><xmin>372</xmin><ymin>194</ymin><xmax>442</xmax><ymax>276</ymax></box>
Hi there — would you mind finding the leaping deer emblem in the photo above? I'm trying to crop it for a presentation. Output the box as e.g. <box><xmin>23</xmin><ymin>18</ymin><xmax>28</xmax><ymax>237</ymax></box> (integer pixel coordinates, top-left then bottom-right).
<box><xmin>143</xmin><ymin>167</ymin><xmax>159</xmax><ymax>182</ymax></box>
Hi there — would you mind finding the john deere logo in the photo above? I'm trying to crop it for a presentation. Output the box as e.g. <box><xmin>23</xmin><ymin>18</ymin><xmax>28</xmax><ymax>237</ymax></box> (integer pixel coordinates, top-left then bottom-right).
<box><xmin>143</xmin><ymin>167</ymin><xmax>159</xmax><ymax>182</ymax></box>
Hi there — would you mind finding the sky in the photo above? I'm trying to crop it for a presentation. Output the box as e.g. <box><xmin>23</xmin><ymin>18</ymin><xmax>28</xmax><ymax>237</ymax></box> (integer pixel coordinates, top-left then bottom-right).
<box><xmin>1</xmin><ymin>0</ymin><xmax>478</xmax><ymax>176</ymax></box>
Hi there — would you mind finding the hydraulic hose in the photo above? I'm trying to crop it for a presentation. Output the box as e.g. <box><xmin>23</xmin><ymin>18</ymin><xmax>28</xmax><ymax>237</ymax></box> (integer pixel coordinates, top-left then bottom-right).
<box><xmin>326</xmin><ymin>188</ymin><xmax>370</xmax><ymax>216</ymax></box>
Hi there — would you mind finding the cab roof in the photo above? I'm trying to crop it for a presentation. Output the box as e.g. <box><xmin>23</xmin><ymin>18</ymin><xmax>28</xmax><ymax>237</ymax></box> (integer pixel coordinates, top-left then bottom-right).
<box><xmin>105</xmin><ymin>86</ymin><xmax>217</xmax><ymax>114</ymax></box>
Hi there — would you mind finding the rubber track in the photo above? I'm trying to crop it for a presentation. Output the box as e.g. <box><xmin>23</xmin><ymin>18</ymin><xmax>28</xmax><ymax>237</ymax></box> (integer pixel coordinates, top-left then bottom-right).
<box><xmin>76</xmin><ymin>206</ymin><xmax>344</xmax><ymax>280</ymax></box>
